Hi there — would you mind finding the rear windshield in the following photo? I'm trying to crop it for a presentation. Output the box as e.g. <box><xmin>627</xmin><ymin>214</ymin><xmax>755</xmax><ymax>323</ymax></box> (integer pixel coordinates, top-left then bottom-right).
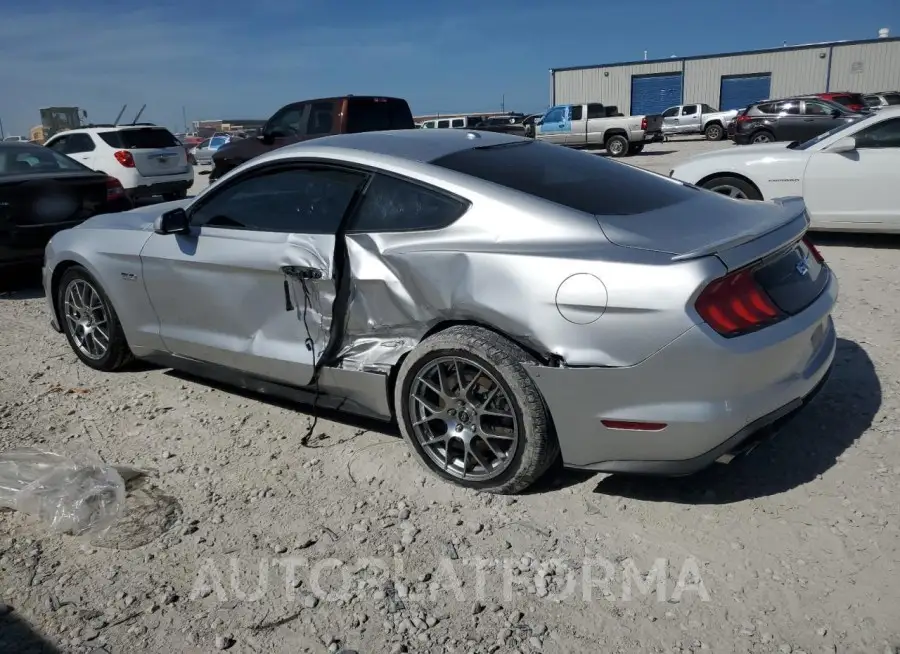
<box><xmin>0</xmin><ymin>145</ymin><xmax>88</xmax><ymax>176</ymax></box>
<box><xmin>431</xmin><ymin>140</ymin><xmax>695</xmax><ymax>216</ymax></box>
<box><xmin>884</xmin><ymin>94</ymin><xmax>900</xmax><ymax>105</ymax></box>
<box><xmin>98</xmin><ymin>127</ymin><xmax>180</xmax><ymax>149</ymax></box>
<box><xmin>346</xmin><ymin>98</ymin><xmax>415</xmax><ymax>133</ymax></box>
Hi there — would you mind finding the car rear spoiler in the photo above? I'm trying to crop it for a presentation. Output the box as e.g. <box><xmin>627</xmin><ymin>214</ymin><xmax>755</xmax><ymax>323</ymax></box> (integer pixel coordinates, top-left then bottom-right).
<box><xmin>670</xmin><ymin>197</ymin><xmax>809</xmax><ymax>269</ymax></box>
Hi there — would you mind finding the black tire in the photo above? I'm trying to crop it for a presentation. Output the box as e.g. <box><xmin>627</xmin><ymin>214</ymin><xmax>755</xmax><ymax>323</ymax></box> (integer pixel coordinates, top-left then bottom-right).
<box><xmin>704</xmin><ymin>123</ymin><xmax>724</xmax><ymax>141</ymax></box>
<box><xmin>605</xmin><ymin>134</ymin><xmax>629</xmax><ymax>157</ymax></box>
<box><xmin>628</xmin><ymin>143</ymin><xmax>645</xmax><ymax>154</ymax></box>
<box><xmin>700</xmin><ymin>176</ymin><xmax>763</xmax><ymax>201</ymax></box>
<box><xmin>394</xmin><ymin>325</ymin><xmax>560</xmax><ymax>494</ymax></box>
<box><xmin>56</xmin><ymin>265</ymin><xmax>134</xmax><ymax>372</ymax></box>
<box><xmin>750</xmin><ymin>130</ymin><xmax>774</xmax><ymax>144</ymax></box>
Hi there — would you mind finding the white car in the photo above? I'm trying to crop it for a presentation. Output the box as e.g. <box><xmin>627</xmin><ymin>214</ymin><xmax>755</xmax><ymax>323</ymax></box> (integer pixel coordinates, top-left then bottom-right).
<box><xmin>670</xmin><ymin>106</ymin><xmax>900</xmax><ymax>233</ymax></box>
<box><xmin>43</xmin><ymin>125</ymin><xmax>193</xmax><ymax>202</ymax></box>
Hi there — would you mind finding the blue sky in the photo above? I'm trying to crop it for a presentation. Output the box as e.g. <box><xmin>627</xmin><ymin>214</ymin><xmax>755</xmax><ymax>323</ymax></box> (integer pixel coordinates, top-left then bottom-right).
<box><xmin>0</xmin><ymin>0</ymin><xmax>897</xmax><ymax>136</ymax></box>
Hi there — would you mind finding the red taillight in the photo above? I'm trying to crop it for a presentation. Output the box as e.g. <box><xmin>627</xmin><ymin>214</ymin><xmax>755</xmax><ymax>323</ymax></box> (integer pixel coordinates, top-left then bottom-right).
<box><xmin>105</xmin><ymin>176</ymin><xmax>125</xmax><ymax>200</ymax></box>
<box><xmin>695</xmin><ymin>267</ymin><xmax>782</xmax><ymax>337</ymax></box>
<box><xmin>736</xmin><ymin>113</ymin><xmax>752</xmax><ymax>123</ymax></box>
<box><xmin>803</xmin><ymin>236</ymin><xmax>825</xmax><ymax>263</ymax></box>
<box><xmin>640</xmin><ymin>116</ymin><xmax>648</xmax><ymax>130</ymax></box>
<box><xmin>114</xmin><ymin>150</ymin><xmax>135</xmax><ymax>168</ymax></box>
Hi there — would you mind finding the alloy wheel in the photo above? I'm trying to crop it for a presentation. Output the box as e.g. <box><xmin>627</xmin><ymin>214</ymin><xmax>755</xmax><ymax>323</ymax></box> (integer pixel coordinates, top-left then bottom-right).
<box><xmin>408</xmin><ymin>356</ymin><xmax>519</xmax><ymax>481</ymax></box>
<box><xmin>752</xmin><ymin>133</ymin><xmax>772</xmax><ymax>143</ymax></box>
<box><xmin>63</xmin><ymin>279</ymin><xmax>110</xmax><ymax>360</ymax></box>
<box><xmin>708</xmin><ymin>184</ymin><xmax>748</xmax><ymax>199</ymax></box>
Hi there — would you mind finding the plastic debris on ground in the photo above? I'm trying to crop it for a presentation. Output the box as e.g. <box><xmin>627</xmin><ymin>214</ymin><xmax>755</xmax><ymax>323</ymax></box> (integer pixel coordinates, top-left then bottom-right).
<box><xmin>0</xmin><ymin>447</ymin><xmax>126</xmax><ymax>537</ymax></box>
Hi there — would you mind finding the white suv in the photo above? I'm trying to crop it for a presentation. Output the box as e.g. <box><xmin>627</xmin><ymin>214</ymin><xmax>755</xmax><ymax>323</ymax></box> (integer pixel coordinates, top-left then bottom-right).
<box><xmin>44</xmin><ymin>125</ymin><xmax>193</xmax><ymax>201</ymax></box>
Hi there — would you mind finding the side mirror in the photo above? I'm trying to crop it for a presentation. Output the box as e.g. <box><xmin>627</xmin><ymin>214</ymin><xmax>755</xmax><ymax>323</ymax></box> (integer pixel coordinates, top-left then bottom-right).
<box><xmin>154</xmin><ymin>208</ymin><xmax>191</xmax><ymax>235</ymax></box>
<box><xmin>831</xmin><ymin>109</ymin><xmax>842</xmax><ymax>118</ymax></box>
<box><xmin>829</xmin><ymin>136</ymin><xmax>856</xmax><ymax>153</ymax></box>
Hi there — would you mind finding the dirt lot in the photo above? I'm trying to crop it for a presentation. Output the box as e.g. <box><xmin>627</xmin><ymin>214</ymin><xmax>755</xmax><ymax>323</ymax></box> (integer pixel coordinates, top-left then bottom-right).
<box><xmin>2</xmin><ymin>137</ymin><xmax>899</xmax><ymax>654</ymax></box>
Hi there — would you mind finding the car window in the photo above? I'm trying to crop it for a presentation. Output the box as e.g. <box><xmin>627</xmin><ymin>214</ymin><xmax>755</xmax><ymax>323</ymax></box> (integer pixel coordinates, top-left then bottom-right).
<box><xmin>854</xmin><ymin>117</ymin><xmax>900</xmax><ymax>149</ymax></box>
<box><xmin>266</xmin><ymin>104</ymin><xmax>308</xmax><ymax>138</ymax></box>
<box><xmin>803</xmin><ymin>101</ymin><xmax>833</xmax><ymax>116</ymax></box>
<box><xmin>830</xmin><ymin>96</ymin><xmax>854</xmax><ymax>108</ymax></box>
<box><xmin>755</xmin><ymin>103</ymin><xmax>777</xmax><ymax>114</ymax></box>
<box><xmin>347</xmin><ymin>174</ymin><xmax>468</xmax><ymax>233</ymax></box>
<box><xmin>884</xmin><ymin>94</ymin><xmax>900</xmax><ymax>106</ymax></box>
<box><xmin>198</xmin><ymin>139</ymin><xmax>211</xmax><ymax>149</ymax></box>
<box><xmin>437</xmin><ymin>120</ymin><xmax>450</xmax><ymax>128</ymax></box>
<box><xmin>307</xmin><ymin>101</ymin><xmax>335</xmax><ymax>135</ymax></box>
<box><xmin>451</xmin><ymin>118</ymin><xmax>465</xmax><ymax>128</ymax></box>
<box><xmin>99</xmin><ymin>128</ymin><xmax>179</xmax><ymax>149</ymax></box>
<box><xmin>776</xmin><ymin>102</ymin><xmax>800</xmax><ymax>115</ymax></box>
<box><xmin>543</xmin><ymin>108</ymin><xmax>565</xmax><ymax>123</ymax></box>
<box><xmin>570</xmin><ymin>105</ymin><xmax>583</xmax><ymax>121</ymax></box>
<box><xmin>346</xmin><ymin>98</ymin><xmax>415</xmax><ymax>133</ymax></box>
<box><xmin>661</xmin><ymin>107</ymin><xmax>679</xmax><ymax>118</ymax></box>
<box><xmin>63</xmin><ymin>133</ymin><xmax>94</xmax><ymax>153</ymax></box>
<box><xmin>701</xmin><ymin>104</ymin><xmax>718</xmax><ymax>113</ymax></box>
<box><xmin>864</xmin><ymin>96</ymin><xmax>881</xmax><ymax>106</ymax></box>
<box><xmin>422</xmin><ymin>122</ymin><xmax>435</xmax><ymax>129</ymax></box>
<box><xmin>0</xmin><ymin>146</ymin><xmax>88</xmax><ymax>175</ymax></box>
<box><xmin>681</xmin><ymin>105</ymin><xmax>698</xmax><ymax>116</ymax></box>
<box><xmin>189</xmin><ymin>167</ymin><xmax>366</xmax><ymax>233</ymax></box>
<box><xmin>45</xmin><ymin>136</ymin><xmax>67</xmax><ymax>152</ymax></box>
<box><xmin>431</xmin><ymin>140</ymin><xmax>695</xmax><ymax>216</ymax></box>
<box><xmin>587</xmin><ymin>104</ymin><xmax>605</xmax><ymax>119</ymax></box>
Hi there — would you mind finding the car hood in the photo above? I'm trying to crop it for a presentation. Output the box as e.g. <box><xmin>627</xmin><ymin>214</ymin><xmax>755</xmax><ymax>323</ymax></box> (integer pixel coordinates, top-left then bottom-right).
<box><xmin>75</xmin><ymin>199</ymin><xmax>192</xmax><ymax>232</ymax></box>
<box><xmin>689</xmin><ymin>141</ymin><xmax>795</xmax><ymax>162</ymax></box>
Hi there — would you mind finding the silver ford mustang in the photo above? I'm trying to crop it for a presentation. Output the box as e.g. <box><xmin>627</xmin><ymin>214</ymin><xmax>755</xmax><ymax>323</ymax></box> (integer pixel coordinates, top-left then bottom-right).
<box><xmin>43</xmin><ymin>129</ymin><xmax>838</xmax><ymax>493</ymax></box>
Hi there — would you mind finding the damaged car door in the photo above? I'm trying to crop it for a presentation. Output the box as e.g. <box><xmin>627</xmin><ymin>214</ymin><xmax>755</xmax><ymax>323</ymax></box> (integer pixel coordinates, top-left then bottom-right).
<box><xmin>139</xmin><ymin>163</ymin><xmax>367</xmax><ymax>387</ymax></box>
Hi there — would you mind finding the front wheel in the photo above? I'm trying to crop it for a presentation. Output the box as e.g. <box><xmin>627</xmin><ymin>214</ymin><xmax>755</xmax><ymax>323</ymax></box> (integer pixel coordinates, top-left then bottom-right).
<box><xmin>605</xmin><ymin>134</ymin><xmax>629</xmax><ymax>157</ymax></box>
<box><xmin>701</xmin><ymin>176</ymin><xmax>763</xmax><ymax>201</ymax></box>
<box><xmin>394</xmin><ymin>326</ymin><xmax>559</xmax><ymax>494</ymax></box>
<box><xmin>57</xmin><ymin>266</ymin><xmax>134</xmax><ymax>371</ymax></box>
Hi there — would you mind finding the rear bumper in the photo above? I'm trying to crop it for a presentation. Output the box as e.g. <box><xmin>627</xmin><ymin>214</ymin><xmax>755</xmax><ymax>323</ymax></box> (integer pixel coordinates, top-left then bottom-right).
<box><xmin>526</xmin><ymin>270</ymin><xmax>838</xmax><ymax>475</ymax></box>
<box><xmin>127</xmin><ymin>179</ymin><xmax>192</xmax><ymax>199</ymax></box>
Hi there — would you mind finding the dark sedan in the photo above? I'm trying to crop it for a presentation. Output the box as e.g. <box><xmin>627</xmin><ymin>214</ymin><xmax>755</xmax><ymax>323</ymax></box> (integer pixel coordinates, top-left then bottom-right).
<box><xmin>731</xmin><ymin>97</ymin><xmax>863</xmax><ymax>145</ymax></box>
<box><xmin>0</xmin><ymin>142</ymin><xmax>131</xmax><ymax>268</ymax></box>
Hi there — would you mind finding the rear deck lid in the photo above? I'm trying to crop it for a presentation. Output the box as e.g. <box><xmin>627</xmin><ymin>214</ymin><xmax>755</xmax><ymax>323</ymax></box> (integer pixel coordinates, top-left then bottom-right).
<box><xmin>596</xmin><ymin>192</ymin><xmax>808</xmax><ymax>270</ymax></box>
<box><xmin>99</xmin><ymin>127</ymin><xmax>188</xmax><ymax>178</ymax></box>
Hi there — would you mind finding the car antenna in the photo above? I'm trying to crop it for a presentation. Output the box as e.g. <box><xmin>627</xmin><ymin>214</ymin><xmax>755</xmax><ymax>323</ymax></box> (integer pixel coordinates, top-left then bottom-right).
<box><xmin>113</xmin><ymin>104</ymin><xmax>127</xmax><ymax>127</ymax></box>
<box><xmin>131</xmin><ymin>104</ymin><xmax>147</xmax><ymax>125</ymax></box>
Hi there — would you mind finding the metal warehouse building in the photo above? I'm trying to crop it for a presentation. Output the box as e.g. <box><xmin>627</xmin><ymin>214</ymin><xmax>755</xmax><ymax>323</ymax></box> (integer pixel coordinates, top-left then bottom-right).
<box><xmin>550</xmin><ymin>34</ymin><xmax>900</xmax><ymax>116</ymax></box>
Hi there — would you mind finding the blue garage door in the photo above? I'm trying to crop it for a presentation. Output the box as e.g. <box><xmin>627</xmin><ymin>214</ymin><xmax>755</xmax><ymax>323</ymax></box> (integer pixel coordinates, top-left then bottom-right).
<box><xmin>720</xmin><ymin>75</ymin><xmax>772</xmax><ymax>111</ymax></box>
<box><xmin>631</xmin><ymin>74</ymin><xmax>683</xmax><ymax>116</ymax></box>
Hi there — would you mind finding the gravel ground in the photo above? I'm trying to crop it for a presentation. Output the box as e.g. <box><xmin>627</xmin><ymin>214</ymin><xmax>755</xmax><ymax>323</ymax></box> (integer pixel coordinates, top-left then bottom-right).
<box><xmin>1</xmin><ymin>138</ymin><xmax>899</xmax><ymax>654</ymax></box>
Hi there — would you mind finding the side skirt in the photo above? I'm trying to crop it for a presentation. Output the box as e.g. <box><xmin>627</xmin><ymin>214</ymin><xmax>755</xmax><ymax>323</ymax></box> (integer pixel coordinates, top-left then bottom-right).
<box><xmin>139</xmin><ymin>351</ymin><xmax>393</xmax><ymax>421</ymax></box>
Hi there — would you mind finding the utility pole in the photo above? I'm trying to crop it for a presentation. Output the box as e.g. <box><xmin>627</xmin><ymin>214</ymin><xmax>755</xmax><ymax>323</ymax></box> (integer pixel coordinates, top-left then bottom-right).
<box><xmin>182</xmin><ymin>106</ymin><xmax>187</xmax><ymax>133</ymax></box>
<box><xmin>501</xmin><ymin>94</ymin><xmax>505</xmax><ymax>113</ymax></box>
<box><xmin>0</xmin><ymin>117</ymin><xmax>4</xmax><ymax>139</ymax></box>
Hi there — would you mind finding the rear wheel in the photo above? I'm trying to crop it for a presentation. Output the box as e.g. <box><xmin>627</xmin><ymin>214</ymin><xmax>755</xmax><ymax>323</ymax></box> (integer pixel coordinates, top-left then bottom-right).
<box><xmin>751</xmin><ymin>130</ymin><xmax>774</xmax><ymax>144</ymax></box>
<box><xmin>605</xmin><ymin>134</ymin><xmax>629</xmax><ymax>157</ymax></box>
<box><xmin>57</xmin><ymin>266</ymin><xmax>133</xmax><ymax>371</ymax></box>
<box><xmin>394</xmin><ymin>325</ymin><xmax>559</xmax><ymax>494</ymax></box>
<box><xmin>701</xmin><ymin>176</ymin><xmax>763</xmax><ymax>201</ymax></box>
<box><xmin>704</xmin><ymin>123</ymin><xmax>724</xmax><ymax>141</ymax></box>
<box><xmin>628</xmin><ymin>143</ymin><xmax>645</xmax><ymax>154</ymax></box>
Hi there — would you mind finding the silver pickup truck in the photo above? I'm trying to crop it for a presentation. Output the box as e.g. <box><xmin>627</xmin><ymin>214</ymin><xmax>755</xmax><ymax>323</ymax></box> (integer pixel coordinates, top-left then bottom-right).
<box><xmin>532</xmin><ymin>103</ymin><xmax>664</xmax><ymax>157</ymax></box>
<box><xmin>660</xmin><ymin>103</ymin><xmax>738</xmax><ymax>141</ymax></box>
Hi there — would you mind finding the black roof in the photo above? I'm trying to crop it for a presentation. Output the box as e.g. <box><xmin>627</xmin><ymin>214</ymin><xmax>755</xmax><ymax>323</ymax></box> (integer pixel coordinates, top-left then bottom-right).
<box><xmin>0</xmin><ymin>141</ymin><xmax>41</xmax><ymax>149</ymax></box>
<box><xmin>551</xmin><ymin>35</ymin><xmax>900</xmax><ymax>73</ymax></box>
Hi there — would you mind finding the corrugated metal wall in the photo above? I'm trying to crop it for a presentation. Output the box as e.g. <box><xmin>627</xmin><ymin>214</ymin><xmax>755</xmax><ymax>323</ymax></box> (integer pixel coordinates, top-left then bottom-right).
<box><xmin>553</xmin><ymin>61</ymin><xmax>682</xmax><ymax>110</ymax></box>
<box><xmin>684</xmin><ymin>49</ymin><xmax>829</xmax><ymax>107</ymax></box>
<box><xmin>829</xmin><ymin>41</ymin><xmax>900</xmax><ymax>91</ymax></box>
<box><xmin>552</xmin><ymin>39</ymin><xmax>900</xmax><ymax>113</ymax></box>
